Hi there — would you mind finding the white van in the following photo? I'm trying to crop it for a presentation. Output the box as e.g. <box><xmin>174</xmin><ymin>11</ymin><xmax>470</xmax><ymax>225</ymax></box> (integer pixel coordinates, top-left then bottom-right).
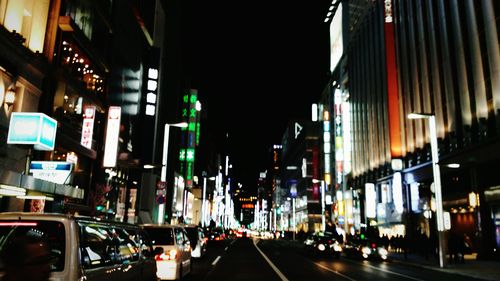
<box><xmin>141</xmin><ymin>224</ymin><xmax>192</xmax><ymax>280</ymax></box>
<box><xmin>183</xmin><ymin>225</ymin><xmax>207</xmax><ymax>258</ymax></box>
<box><xmin>0</xmin><ymin>212</ymin><xmax>157</xmax><ymax>281</ymax></box>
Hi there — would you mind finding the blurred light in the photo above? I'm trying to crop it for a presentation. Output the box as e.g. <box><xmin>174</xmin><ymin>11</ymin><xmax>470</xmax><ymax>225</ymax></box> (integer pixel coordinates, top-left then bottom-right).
<box><xmin>312</xmin><ymin>103</ymin><xmax>318</xmax><ymax>121</ymax></box>
<box><xmin>447</xmin><ymin>163</ymin><xmax>460</xmax><ymax>169</ymax></box>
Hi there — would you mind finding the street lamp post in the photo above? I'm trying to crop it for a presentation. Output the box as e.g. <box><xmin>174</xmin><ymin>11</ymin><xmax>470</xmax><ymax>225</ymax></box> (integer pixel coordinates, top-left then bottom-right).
<box><xmin>408</xmin><ymin>113</ymin><xmax>446</xmax><ymax>268</ymax></box>
<box><xmin>159</xmin><ymin>122</ymin><xmax>188</xmax><ymax>225</ymax></box>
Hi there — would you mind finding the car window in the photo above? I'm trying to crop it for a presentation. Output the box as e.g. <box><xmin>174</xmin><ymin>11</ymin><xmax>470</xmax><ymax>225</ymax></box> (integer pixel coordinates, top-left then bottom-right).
<box><xmin>174</xmin><ymin>228</ymin><xmax>184</xmax><ymax>245</ymax></box>
<box><xmin>113</xmin><ymin>227</ymin><xmax>139</xmax><ymax>262</ymax></box>
<box><xmin>137</xmin><ymin>230</ymin><xmax>153</xmax><ymax>259</ymax></box>
<box><xmin>78</xmin><ymin>222</ymin><xmax>116</xmax><ymax>268</ymax></box>
<box><xmin>143</xmin><ymin>227</ymin><xmax>175</xmax><ymax>245</ymax></box>
<box><xmin>0</xmin><ymin>220</ymin><xmax>66</xmax><ymax>272</ymax></box>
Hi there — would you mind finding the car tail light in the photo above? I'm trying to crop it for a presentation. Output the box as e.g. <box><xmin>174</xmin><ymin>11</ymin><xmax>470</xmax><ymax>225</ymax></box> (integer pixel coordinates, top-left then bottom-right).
<box><xmin>155</xmin><ymin>249</ymin><xmax>177</xmax><ymax>261</ymax></box>
<box><xmin>371</xmin><ymin>243</ymin><xmax>376</xmax><ymax>248</ymax></box>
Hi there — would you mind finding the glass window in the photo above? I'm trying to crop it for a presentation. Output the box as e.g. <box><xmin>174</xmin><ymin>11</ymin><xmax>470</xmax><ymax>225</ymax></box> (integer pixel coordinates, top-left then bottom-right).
<box><xmin>0</xmin><ymin>220</ymin><xmax>66</xmax><ymax>272</ymax></box>
<box><xmin>0</xmin><ymin>0</ymin><xmax>50</xmax><ymax>52</ymax></box>
<box><xmin>63</xmin><ymin>0</ymin><xmax>94</xmax><ymax>40</ymax></box>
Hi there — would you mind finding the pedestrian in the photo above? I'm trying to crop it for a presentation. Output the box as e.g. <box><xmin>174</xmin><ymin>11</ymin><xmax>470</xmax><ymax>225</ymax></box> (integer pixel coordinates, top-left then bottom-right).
<box><xmin>448</xmin><ymin>232</ymin><xmax>458</xmax><ymax>263</ymax></box>
<box><xmin>1</xmin><ymin>235</ymin><xmax>53</xmax><ymax>281</ymax></box>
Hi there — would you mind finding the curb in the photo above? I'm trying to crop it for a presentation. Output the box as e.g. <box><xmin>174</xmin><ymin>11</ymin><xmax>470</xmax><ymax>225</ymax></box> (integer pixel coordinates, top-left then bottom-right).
<box><xmin>389</xmin><ymin>257</ymin><xmax>497</xmax><ymax>281</ymax></box>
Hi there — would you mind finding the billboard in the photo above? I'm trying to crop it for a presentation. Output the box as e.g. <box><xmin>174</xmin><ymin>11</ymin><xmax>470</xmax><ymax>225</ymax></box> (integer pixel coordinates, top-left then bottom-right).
<box><xmin>329</xmin><ymin>3</ymin><xmax>343</xmax><ymax>72</ymax></box>
<box><xmin>7</xmin><ymin>112</ymin><xmax>57</xmax><ymax>151</ymax></box>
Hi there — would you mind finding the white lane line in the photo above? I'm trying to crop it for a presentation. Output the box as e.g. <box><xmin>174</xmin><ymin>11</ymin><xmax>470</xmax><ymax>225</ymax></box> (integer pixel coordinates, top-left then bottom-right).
<box><xmin>212</xmin><ymin>256</ymin><xmax>221</xmax><ymax>266</ymax></box>
<box><xmin>252</xmin><ymin>239</ymin><xmax>289</xmax><ymax>281</ymax></box>
<box><xmin>360</xmin><ymin>263</ymin><xmax>426</xmax><ymax>281</ymax></box>
<box><xmin>225</xmin><ymin>246</ymin><xmax>228</xmax><ymax>251</ymax></box>
<box><xmin>313</xmin><ymin>262</ymin><xmax>357</xmax><ymax>281</ymax></box>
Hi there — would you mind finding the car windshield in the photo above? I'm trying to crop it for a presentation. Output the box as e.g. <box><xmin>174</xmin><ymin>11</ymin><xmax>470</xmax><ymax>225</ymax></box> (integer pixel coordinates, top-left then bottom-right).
<box><xmin>0</xmin><ymin>220</ymin><xmax>66</xmax><ymax>272</ymax></box>
<box><xmin>143</xmin><ymin>227</ymin><xmax>175</xmax><ymax>245</ymax></box>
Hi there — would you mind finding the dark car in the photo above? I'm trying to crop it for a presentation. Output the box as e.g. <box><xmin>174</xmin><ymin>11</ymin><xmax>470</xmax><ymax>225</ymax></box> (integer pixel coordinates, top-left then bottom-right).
<box><xmin>303</xmin><ymin>231</ymin><xmax>343</xmax><ymax>258</ymax></box>
<box><xmin>343</xmin><ymin>236</ymin><xmax>389</xmax><ymax>261</ymax></box>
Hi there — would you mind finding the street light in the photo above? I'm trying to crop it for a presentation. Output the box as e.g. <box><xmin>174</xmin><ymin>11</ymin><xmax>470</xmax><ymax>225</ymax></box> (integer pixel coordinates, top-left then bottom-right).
<box><xmin>158</xmin><ymin>122</ymin><xmax>188</xmax><ymax>225</ymax></box>
<box><xmin>408</xmin><ymin>113</ymin><xmax>446</xmax><ymax>268</ymax></box>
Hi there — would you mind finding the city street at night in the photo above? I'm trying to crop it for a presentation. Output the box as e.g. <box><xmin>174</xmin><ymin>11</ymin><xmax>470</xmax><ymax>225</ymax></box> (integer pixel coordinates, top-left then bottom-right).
<box><xmin>0</xmin><ymin>0</ymin><xmax>500</xmax><ymax>280</ymax></box>
<box><xmin>184</xmin><ymin>237</ymin><xmax>496</xmax><ymax>281</ymax></box>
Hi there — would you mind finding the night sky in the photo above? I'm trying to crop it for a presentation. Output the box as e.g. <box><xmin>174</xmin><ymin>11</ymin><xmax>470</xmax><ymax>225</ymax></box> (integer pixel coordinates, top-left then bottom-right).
<box><xmin>183</xmin><ymin>1</ymin><xmax>332</xmax><ymax>192</ymax></box>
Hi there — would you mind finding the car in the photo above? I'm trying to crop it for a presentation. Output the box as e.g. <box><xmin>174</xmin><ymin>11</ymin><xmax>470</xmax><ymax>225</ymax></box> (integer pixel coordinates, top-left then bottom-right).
<box><xmin>141</xmin><ymin>224</ymin><xmax>192</xmax><ymax>280</ymax></box>
<box><xmin>303</xmin><ymin>231</ymin><xmax>343</xmax><ymax>258</ymax></box>
<box><xmin>206</xmin><ymin>227</ymin><xmax>226</xmax><ymax>242</ymax></box>
<box><xmin>182</xmin><ymin>225</ymin><xmax>207</xmax><ymax>258</ymax></box>
<box><xmin>0</xmin><ymin>212</ymin><xmax>157</xmax><ymax>281</ymax></box>
<box><xmin>343</xmin><ymin>236</ymin><xmax>389</xmax><ymax>261</ymax></box>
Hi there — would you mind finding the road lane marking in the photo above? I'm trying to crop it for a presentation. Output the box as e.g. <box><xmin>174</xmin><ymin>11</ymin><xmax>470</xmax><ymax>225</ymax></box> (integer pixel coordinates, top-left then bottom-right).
<box><xmin>313</xmin><ymin>262</ymin><xmax>357</xmax><ymax>281</ymax></box>
<box><xmin>212</xmin><ymin>256</ymin><xmax>221</xmax><ymax>266</ymax></box>
<box><xmin>253</xmin><ymin>238</ymin><xmax>289</xmax><ymax>281</ymax></box>
<box><xmin>225</xmin><ymin>246</ymin><xmax>228</xmax><ymax>251</ymax></box>
<box><xmin>360</xmin><ymin>263</ymin><xmax>426</xmax><ymax>281</ymax></box>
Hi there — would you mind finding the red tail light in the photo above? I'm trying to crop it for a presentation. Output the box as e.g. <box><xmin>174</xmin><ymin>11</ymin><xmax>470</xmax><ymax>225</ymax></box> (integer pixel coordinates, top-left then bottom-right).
<box><xmin>155</xmin><ymin>250</ymin><xmax>177</xmax><ymax>261</ymax></box>
<box><xmin>371</xmin><ymin>243</ymin><xmax>376</xmax><ymax>248</ymax></box>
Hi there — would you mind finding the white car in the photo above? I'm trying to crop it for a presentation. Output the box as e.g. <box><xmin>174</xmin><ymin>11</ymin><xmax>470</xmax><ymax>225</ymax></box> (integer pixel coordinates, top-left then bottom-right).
<box><xmin>0</xmin><ymin>213</ymin><xmax>157</xmax><ymax>281</ymax></box>
<box><xmin>142</xmin><ymin>225</ymin><xmax>192</xmax><ymax>280</ymax></box>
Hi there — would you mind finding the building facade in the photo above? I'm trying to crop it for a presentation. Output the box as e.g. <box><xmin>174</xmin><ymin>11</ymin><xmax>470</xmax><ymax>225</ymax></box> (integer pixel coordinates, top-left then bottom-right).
<box><xmin>327</xmin><ymin>0</ymin><xmax>500</xmax><ymax>258</ymax></box>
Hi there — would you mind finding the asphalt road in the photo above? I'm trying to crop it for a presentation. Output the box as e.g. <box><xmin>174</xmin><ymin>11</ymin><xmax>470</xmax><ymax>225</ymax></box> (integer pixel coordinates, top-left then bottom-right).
<box><xmin>184</xmin><ymin>237</ymin><xmax>487</xmax><ymax>281</ymax></box>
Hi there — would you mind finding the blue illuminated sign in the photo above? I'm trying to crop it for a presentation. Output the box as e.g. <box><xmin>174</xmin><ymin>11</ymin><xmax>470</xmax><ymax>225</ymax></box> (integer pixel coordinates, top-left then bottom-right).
<box><xmin>7</xmin><ymin>112</ymin><xmax>57</xmax><ymax>151</ymax></box>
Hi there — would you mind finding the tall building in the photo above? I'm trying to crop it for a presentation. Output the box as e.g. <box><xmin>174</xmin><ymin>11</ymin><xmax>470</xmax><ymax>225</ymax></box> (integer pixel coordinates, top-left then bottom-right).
<box><xmin>0</xmin><ymin>0</ymin><xmax>187</xmax><ymax>225</ymax></box>
<box><xmin>280</xmin><ymin>120</ymin><xmax>321</xmax><ymax>233</ymax></box>
<box><xmin>325</xmin><ymin>0</ymin><xmax>500</xmax><ymax>258</ymax></box>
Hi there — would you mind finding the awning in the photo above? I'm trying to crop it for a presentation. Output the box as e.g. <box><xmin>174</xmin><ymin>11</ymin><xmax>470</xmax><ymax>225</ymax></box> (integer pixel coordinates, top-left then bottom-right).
<box><xmin>0</xmin><ymin>169</ymin><xmax>84</xmax><ymax>199</ymax></box>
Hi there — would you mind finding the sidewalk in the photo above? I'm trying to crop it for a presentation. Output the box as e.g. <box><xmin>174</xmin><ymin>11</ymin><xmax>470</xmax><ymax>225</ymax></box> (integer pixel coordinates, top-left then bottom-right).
<box><xmin>388</xmin><ymin>252</ymin><xmax>500</xmax><ymax>281</ymax></box>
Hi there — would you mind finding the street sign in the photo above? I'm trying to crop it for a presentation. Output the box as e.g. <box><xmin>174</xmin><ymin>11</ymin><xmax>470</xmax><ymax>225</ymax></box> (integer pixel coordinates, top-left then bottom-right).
<box><xmin>157</xmin><ymin>181</ymin><xmax>166</xmax><ymax>190</ymax></box>
<box><xmin>156</xmin><ymin>195</ymin><xmax>165</xmax><ymax>204</ymax></box>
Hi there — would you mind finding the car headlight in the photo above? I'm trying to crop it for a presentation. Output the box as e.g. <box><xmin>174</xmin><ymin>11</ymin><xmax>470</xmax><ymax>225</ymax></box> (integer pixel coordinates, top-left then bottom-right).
<box><xmin>333</xmin><ymin>243</ymin><xmax>342</xmax><ymax>252</ymax></box>
<box><xmin>317</xmin><ymin>244</ymin><xmax>326</xmax><ymax>251</ymax></box>
<box><xmin>378</xmin><ymin>247</ymin><xmax>388</xmax><ymax>256</ymax></box>
<box><xmin>362</xmin><ymin>247</ymin><xmax>371</xmax><ymax>255</ymax></box>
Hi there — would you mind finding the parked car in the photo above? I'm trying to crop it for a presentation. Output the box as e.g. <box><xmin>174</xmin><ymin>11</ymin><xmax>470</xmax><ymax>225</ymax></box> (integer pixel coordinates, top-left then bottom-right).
<box><xmin>343</xmin><ymin>236</ymin><xmax>389</xmax><ymax>261</ymax></box>
<box><xmin>141</xmin><ymin>224</ymin><xmax>192</xmax><ymax>280</ymax></box>
<box><xmin>183</xmin><ymin>225</ymin><xmax>207</xmax><ymax>258</ymax></box>
<box><xmin>0</xmin><ymin>212</ymin><xmax>157</xmax><ymax>281</ymax></box>
<box><xmin>303</xmin><ymin>231</ymin><xmax>343</xmax><ymax>258</ymax></box>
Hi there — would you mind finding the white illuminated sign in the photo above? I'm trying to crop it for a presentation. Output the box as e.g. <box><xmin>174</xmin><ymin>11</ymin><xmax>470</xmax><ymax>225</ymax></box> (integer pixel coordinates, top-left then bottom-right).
<box><xmin>329</xmin><ymin>3</ymin><xmax>343</xmax><ymax>72</ymax></box>
<box><xmin>384</xmin><ymin>0</ymin><xmax>393</xmax><ymax>23</ymax></box>
<box><xmin>443</xmin><ymin>211</ymin><xmax>451</xmax><ymax>230</ymax></box>
<box><xmin>103</xmin><ymin>106</ymin><xmax>121</xmax><ymax>167</ymax></box>
<box><xmin>393</xmin><ymin>172</ymin><xmax>404</xmax><ymax>213</ymax></box>
<box><xmin>30</xmin><ymin>161</ymin><xmax>72</xmax><ymax>184</ymax></box>
<box><xmin>295</xmin><ymin>122</ymin><xmax>303</xmax><ymax>139</ymax></box>
<box><xmin>81</xmin><ymin>106</ymin><xmax>95</xmax><ymax>149</ymax></box>
<box><xmin>145</xmin><ymin>68</ymin><xmax>158</xmax><ymax>116</ymax></box>
<box><xmin>365</xmin><ymin>183</ymin><xmax>376</xmax><ymax>218</ymax></box>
